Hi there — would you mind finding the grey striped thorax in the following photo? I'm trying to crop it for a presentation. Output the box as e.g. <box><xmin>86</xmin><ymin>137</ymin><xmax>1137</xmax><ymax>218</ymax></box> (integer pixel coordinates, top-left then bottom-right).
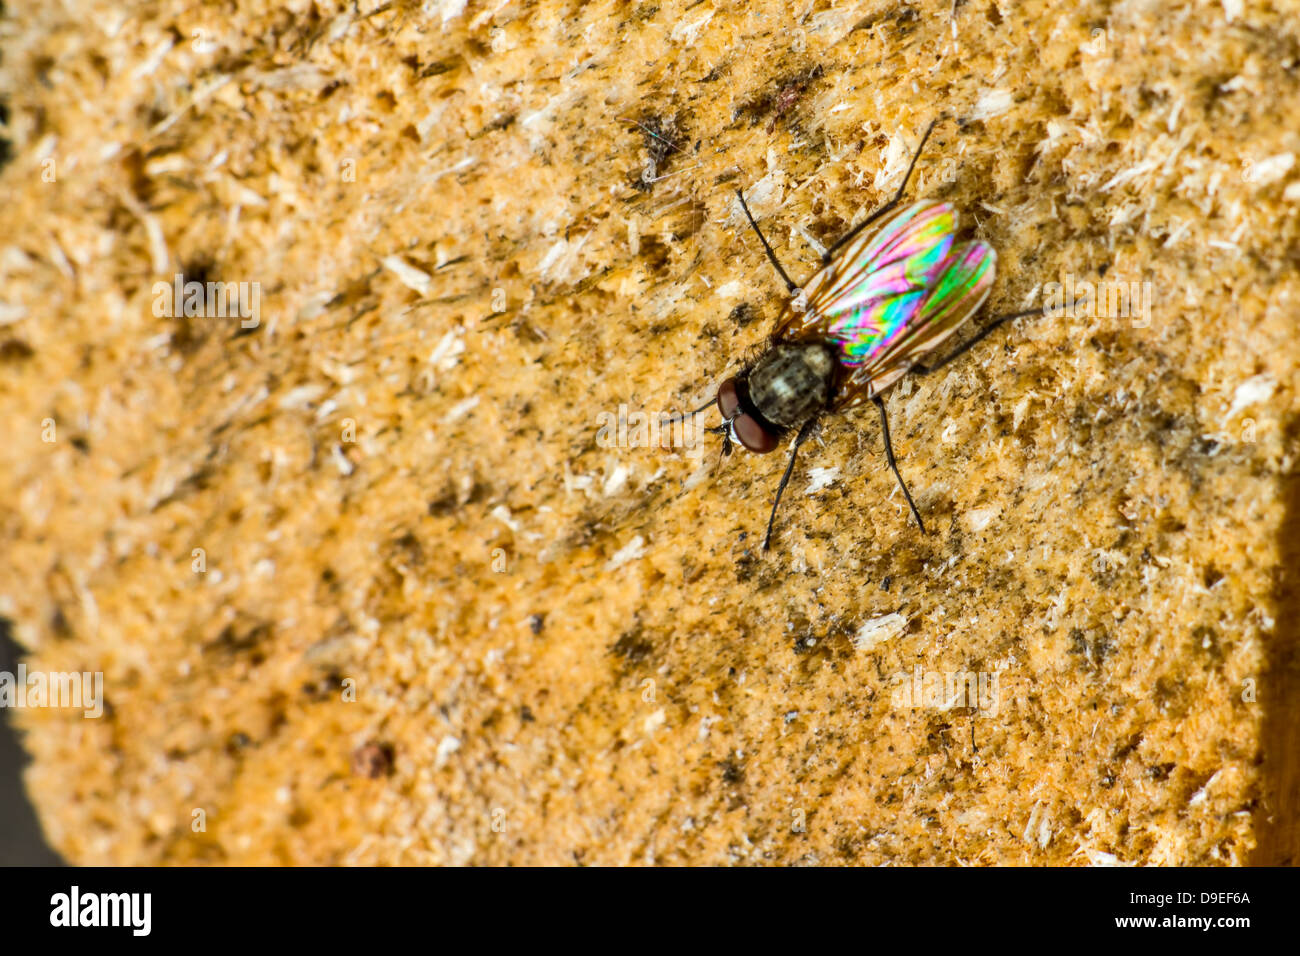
<box><xmin>746</xmin><ymin>343</ymin><xmax>836</xmax><ymax>429</ymax></box>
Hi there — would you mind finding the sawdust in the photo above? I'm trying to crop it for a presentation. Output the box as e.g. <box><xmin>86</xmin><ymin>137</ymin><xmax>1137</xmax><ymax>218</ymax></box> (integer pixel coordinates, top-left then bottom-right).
<box><xmin>1</xmin><ymin>0</ymin><xmax>1298</xmax><ymax>864</ymax></box>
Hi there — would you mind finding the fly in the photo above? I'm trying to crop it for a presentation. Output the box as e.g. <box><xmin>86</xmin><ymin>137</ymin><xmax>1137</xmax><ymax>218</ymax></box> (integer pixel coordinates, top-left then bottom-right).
<box><xmin>673</xmin><ymin>119</ymin><xmax>1042</xmax><ymax>551</ymax></box>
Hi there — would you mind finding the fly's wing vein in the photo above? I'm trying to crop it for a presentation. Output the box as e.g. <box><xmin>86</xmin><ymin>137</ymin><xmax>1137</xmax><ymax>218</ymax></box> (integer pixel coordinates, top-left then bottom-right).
<box><xmin>774</xmin><ymin>199</ymin><xmax>956</xmax><ymax>344</ymax></box>
<box><xmin>831</xmin><ymin>240</ymin><xmax>998</xmax><ymax>409</ymax></box>
<box><xmin>765</xmin><ymin>199</ymin><xmax>997</xmax><ymax>410</ymax></box>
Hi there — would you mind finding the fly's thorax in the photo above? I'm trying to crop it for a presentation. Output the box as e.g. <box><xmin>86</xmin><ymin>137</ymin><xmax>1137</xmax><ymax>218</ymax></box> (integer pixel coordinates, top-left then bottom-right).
<box><xmin>744</xmin><ymin>343</ymin><xmax>836</xmax><ymax>429</ymax></box>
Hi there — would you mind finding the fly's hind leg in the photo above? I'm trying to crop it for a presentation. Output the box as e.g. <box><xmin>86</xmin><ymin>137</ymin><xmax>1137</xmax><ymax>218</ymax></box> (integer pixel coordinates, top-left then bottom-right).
<box><xmin>908</xmin><ymin>307</ymin><xmax>1042</xmax><ymax>377</ymax></box>
<box><xmin>872</xmin><ymin>394</ymin><xmax>925</xmax><ymax>533</ymax></box>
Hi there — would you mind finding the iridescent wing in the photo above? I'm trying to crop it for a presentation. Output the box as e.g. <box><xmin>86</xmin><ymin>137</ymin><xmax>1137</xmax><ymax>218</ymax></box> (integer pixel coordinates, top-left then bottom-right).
<box><xmin>773</xmin><ymin>200</ymin><xmax>997</xmax><ymax>409</ymax></box>
<box><xmin>832</xmin><ymin>238</ymin><xmax>997</xmax><ymax>408</ymax></box>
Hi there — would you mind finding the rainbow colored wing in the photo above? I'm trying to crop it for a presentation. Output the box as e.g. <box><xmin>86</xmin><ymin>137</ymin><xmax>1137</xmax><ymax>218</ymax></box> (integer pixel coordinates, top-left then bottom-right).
<box><xmin>774</xmin><ymin>200</ymin><xmax>997</xmax><ymax>409</ymax></box>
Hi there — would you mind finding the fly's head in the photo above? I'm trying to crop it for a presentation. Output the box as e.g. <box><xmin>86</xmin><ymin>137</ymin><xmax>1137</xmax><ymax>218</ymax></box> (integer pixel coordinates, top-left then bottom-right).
<box><xmin>712</xmin><ymin>375</ymin><xmax>780</xmax><ymax>455</ymax></box>
<box><xmin>712</xmin><ymin>343</ymin><xmax>835</xmax><ymax>455</ymax></box>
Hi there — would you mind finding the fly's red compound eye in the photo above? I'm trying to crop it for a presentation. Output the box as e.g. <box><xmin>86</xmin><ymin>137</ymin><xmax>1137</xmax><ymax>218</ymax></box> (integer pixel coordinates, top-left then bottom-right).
<box><xmin>717</xmin><ymin>378</ymin><xmax>780</xmax><ymax>453</ymax></box>
<box><xmin>733</xmin><ymin>413</ymin><xmax>779</xmax><ymax>453</ymax></box>
<box><xmin>716</xmin><ymin>378</ymin><xmax>741</xmax><ymax>421</ymax></box>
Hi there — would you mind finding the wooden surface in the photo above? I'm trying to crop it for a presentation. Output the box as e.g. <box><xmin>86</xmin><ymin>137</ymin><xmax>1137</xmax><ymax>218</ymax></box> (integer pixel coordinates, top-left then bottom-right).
<box><xmin>1</xmin><ymin>0</ymin><xmax>1298</xmax><ymax>864</ymax></box>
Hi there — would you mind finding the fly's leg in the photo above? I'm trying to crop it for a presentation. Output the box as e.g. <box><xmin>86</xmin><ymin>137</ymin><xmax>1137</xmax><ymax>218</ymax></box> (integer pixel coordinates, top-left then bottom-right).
<box><xmin>735</xmin><ymin>189</ymin><xmax>797</xmax><ymax>294</ymax></box>
<box><xmin>821</xmin><ymin>119</ymin><xmax>937</xmax><ymax>265</ymax></box>
<box><xmin>872</xmin><ymin>394</ymin><xmax>925</xmax><ymax>533</ymax></box>
<box><xmin>762</xmin><ymin>418</ymin><xmax>819</xmax><ymax>551</ymax></box>
<box><xmin>908</xmin><ymin>307</ymin><xmax>1042</xmax><ymax>377</ymax></box>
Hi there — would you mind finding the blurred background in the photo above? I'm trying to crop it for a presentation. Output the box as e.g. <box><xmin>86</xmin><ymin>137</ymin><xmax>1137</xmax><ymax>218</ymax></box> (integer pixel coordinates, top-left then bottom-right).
<box><xmin>1</xmin><ymin>619</ymin><xmax>63</xmax><ymax>866</ymax></box>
